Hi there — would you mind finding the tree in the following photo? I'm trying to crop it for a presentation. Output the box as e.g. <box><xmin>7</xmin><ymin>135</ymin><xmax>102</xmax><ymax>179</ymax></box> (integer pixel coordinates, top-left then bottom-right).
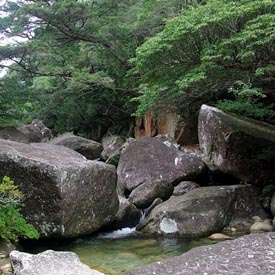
<box><xmin>0</xmin><ymin>0</ymin><xmax>204</xmax><ymax>134</ymax></box>
<box><xmin>133</xmin><ymin>0</ymin><xmax>275</xmax><ymax>123</ymax></box>
<box><xmin>0</xmin><ymin>0</ymin><xmax>141</xmax><ymax>134</ymax></box>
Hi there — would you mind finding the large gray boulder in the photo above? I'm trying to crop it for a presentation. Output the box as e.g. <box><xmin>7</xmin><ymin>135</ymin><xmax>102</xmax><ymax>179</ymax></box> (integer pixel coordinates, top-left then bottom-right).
<box><xmin>117</xmin><ymin>136</ymin><xmax>206</xmax><ymax>195</ymax></box>
<box><xmin>103</xmin><ymin>196</ymin><xmax>141</xmax><ymax>230</ymax></box>
<box><xmin>173</xmin><ymin>181</ymin><xmax>200</xmax><ymax>196</ymax></box>
<box><xmin>129</xmin><ymin>180</ymin><xmax>174</xmax><ymax>209</ymax></box>
<box><xmin>17</xmin><ymin>119</ymin><xmax>52</xmax><ymax>143</ymax></box>
<box><xmin>0</xmin><ymin>139</ymin><xmax>118</xmax><ymax>238</ymax></box>
<box><xmin>138</xmin><ymin>185</ymin><xmax>266</xmax><ymax>237</ymax></box>
<box><xmin>0</xmin><ymin>126</ymin><xmax>30</xmax><ymax>143</ymax></box>
<box><xmin>198</xmin><ymin>105</ymin><xmax>275</xmax><ymax>185</ymax></box>
<box><xmin>49</xmin><ymin>132</ymin><xmax>103</xmax><ymax>160</ymax></box>
<box><xmin>270</xmin><ymin>192</ymin><xmax>275</xmax><ymax>216</ymax></box>
<box><xmin>10</xmin><ymin>250</ymin><xmax>104</xmax><ymax>275</ymax></box>
<box><xmin>125</xmin><ymin>232</ymin><xmax>275</xmax><ymax>275</ymax></box>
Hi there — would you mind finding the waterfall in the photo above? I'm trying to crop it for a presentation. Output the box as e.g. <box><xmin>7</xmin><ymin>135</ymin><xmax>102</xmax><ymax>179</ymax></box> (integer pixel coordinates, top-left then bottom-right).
<box><xmin>97</xmin><ymin>210</ymin><xmax>145</xmax><ymax>239</ymax></box>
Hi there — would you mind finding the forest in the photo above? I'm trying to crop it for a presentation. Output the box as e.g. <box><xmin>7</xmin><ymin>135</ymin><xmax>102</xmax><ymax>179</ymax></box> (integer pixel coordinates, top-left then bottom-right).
<box><xmin>0</xmin><ymin>0</ymin><xmax>275</xmax><ymax>137</ymax></box>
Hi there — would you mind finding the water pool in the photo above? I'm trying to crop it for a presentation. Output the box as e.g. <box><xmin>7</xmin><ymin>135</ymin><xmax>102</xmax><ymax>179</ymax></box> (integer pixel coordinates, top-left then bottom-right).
<box><xmin>23</xmin><ymin>228</ymin><xmax>217</xmax><ymax>275</ymax></box>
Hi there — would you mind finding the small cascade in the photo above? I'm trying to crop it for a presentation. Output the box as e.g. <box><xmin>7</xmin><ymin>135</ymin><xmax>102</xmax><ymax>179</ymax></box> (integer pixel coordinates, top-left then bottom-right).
<box><xmin>97</xmin><ymin>227</ymin><xmax>136</xmax><ymax>239</ymax></box>
<box><xmin>138</xmin><ymin>210</ymin><xmax>146</xmax><ymax>225</ymax></box>
<box><xmin>98</xmin><ymin>210</ymin><xmax>146</xmax><ymax>239</ymax></box>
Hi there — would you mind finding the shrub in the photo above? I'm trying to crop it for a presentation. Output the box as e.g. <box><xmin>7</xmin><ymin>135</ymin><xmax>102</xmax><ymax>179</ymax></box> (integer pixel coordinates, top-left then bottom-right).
<box><xmin>0</xmin><ymin>176</ymin><xmax>39</xmax><ymax>242</ymax></box>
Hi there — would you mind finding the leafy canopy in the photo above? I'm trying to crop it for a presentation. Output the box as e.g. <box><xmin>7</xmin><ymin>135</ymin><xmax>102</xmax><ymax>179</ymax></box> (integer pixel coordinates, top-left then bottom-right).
<box><xmin>133</xmin><ymin>0</ymin><xmax>275</xmax><ymax>123</ymax></box>
<box><xmin>0</xmin><ymin>0</ymin><xmax>274</xmax><ymax>134</ymax></box>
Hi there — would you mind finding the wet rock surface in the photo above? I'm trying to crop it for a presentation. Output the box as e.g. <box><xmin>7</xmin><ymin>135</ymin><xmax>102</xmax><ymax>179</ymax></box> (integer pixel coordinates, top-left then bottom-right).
<box><xmin>125</xmin><ymin>232</ymin><xmax>275</xmax><ymax>275</ymax></box>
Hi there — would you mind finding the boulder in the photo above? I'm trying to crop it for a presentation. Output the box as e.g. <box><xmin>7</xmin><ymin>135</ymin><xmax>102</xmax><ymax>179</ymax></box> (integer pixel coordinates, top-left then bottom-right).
<box><xmin>134</xmin><ymin>110</ymin><xmax>198</xmax><ymax>145</ymax></box>
<box><xmin>208</xmin><ymin>233</ymin><xmax>232</xmax><ymax>240</ymax></box>
<box><xmin>250</xmin><ymin>219</ymin><xmax>273</xmax><ymax>233</ymax></box>
<box><xmin>117</xmin><ymin>136</ymin><xmax>206</xmax><ymax>195</ymax></box>
<box><xmin>198</xmin><ymin>105</ymin><xmax>275</xmax><ymax>185</ymax></box>
<box><xmin>144</xmin><ymin>198</ymin><xmax>163</xmax><ymax>217</ymax></box>
<box><xmin>271</xmin><ymin>192</ymin><xmax>275</xmax><ymax>216</ymax></box>
<box><xmin>10</xmin><ymin>250</ymin><xmax>104</xmax><ymax>275</ymax></box>
<box><xmin>49</xmin><ymin>132</ymin><xmax>103</xmax><ymax>160</ymax></box>
<box><xmin>173</xmin><ymin>181</ymin><xmax>200</xmax><ymax>196</ymax></box>
<box><xmin>17</xmin><ymin>120</ymin><xmax>52</xmax><ymax>143</ymax></box>
<box><xmin>104</xmin><ymin>196</ymin><xmax>141</xmax><ymax>230</ymax></box>
<box><xmin>138</xmin><ymin>185</ymin><xmax>267</xmax><ymax>237</ymax></box>
<box><xmin>0</xmin><ymin>139</ymin><xmax>118</xmax><ymax>238</ymax></box>
<box><xmin>157</xmin><ymin>112</ymin><xmax>199</xmax><ymax>145</ymax></box>
<box><xmin>129</xmin><ymin>180</ymin><xmax>174</xmax><ymax>209</ymax></box>
<box><xmin>31</xmin><ymin>119</ymin><xmax>52</xmax><ymax>142</ymax></box>
<box><xmin>101</xmin><ymin>134</ymin><xmax>125</xmax><ymax>160</ymax></box>
<box><xmin>0</xmin><ymin>239</ymin><xmax>15</xmax><ymax>258</ymax></box>
<box><xmin>0</xmin><ymin>262</ymin><xmax>11</xmax><ymax>275</ymax></box>
<box><xmin>0</xmin><ymin>127</ymin><xmax>30</xmax><ymax>143</ymax></box>
<box><xmin>125</xmin><ymin>232</ymin><xmax>275</xmax><ymax>275</ymax></box>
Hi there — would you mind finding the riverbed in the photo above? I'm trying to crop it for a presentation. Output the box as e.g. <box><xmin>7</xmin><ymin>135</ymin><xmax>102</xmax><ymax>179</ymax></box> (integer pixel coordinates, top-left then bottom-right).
<box><xmin>23</xmin><ymin>228</ymin><xmax>217</xmax><ymax>275</ymax></box>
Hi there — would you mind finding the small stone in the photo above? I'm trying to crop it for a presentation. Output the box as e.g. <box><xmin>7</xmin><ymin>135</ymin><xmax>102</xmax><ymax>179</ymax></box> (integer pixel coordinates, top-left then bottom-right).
<box><xmin>208</xmin><ymin>233</ymin><xmax>232</xmax><ymax>241</ymax></box>
<box><xmin>0</xmin><ymin>263</ymin><xmax>12</xmax><ymax>274</ymax></box>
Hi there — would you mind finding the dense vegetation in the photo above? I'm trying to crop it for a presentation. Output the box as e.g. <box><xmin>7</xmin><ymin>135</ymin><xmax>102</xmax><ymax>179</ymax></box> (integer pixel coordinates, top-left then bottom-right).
<box><xmin>0</xmin><ymin>0</ymin><xmax>274</xmax><ymax>137</ymax></box>
<box><xmin>0</xmin><ymin>176</ymin><xmax>39</xmax><ymax>242</ymax></box>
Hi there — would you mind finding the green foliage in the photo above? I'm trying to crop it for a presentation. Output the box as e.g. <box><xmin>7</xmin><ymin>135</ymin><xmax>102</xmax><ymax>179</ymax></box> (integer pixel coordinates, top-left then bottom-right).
<box><xmin>0</xmin><ymin>176</ymin><xmax>39</xmax><ymax>242</ymax></box>
<box><xmin>106</xmin><ymin>155</ymin><xmax>120</xmax><ymax>167</ymax></box>
<box><xmin>133</xmin><ymin>0</ymin><xmax>275</xmax><ymax>122</ymax></box>
<box><xmin>217</xmin><ymin>80</ymin><xmax>275</xmax><ymax>123</ymax></box>
<box><xmin>0</xmin><ymin>0</ymin><xmax>207</xmax><ymax>135</ymax></box>
<box><xmin>0</xmin><ymin>0</ymin><xmax>274</xmax><ymax>134</ymax></box>
<box><xmin>261</xmin><ymin>184</ymin><xmax>275</xmax><ymax>197</ymax></box>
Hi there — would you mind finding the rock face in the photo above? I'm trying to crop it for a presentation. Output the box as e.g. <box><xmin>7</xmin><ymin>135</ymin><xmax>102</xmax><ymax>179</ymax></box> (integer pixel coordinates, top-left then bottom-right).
<box><xmin>134</xmin><ymin>110</ymin><xmax>198</xmax><ymax>145</ymax></box>
<box><xmin>49</xmin><ymin>132</ymin><xmax>103</xmax><ymax>160</ymax></box>
<box><xmin>271</xmin><ymin>192</ymin><xmax>275</xmax><ymax>216</ymax></box>
<box><xmin>0</xmin><ymin>239</ymin><xmax>15</xmax><ymax>258</ymax></box>
<box><xmin>104</xmin><ymin>196</ymin><xmax>141</xmax><ymax>230</ymax></box>
<box><xmin>129</xmin><ymin>180</ymin><xmax>174</xmax><ymax>209</ymax></box>
<box><xmin>10</xmin><ymin>250</ymin><xmax>104</xmax><ymax>275</ymax></box>
<box><xmin>0</xmin><ymin>139</ymin><xmax>118</xmax><ymax>238</ymax></box>
<box><xmin>173</xmin><ymin>181</ymin><xmax>200</xmax><ymax>196</ymax></box>
<box><xmin>198</xmin><ymin>105</ymin><xmax>275</xmax><ymax>185</ymax></box>
<box><xmin>125</xmin><ymin>232</ymin><xmax>275</xmax><ymax>275</ymax></box>
<box><xmin>18</xmin><ymin>119</ymin><xmax>52</xmax><ymax>143</ymax></box>
<box><xmin>101</xmin><ymin>134</ymin><xmax>125</xmax><ymax>160</ymax></box>
<box><xmin>117</xmin><ymin>136</ymin><xmax>206</xmax><ymax>195</ymax></box>
<box><xmin>138</xmin><ymin>185</ymin><xmax>266</xmax><ymax>237</ymax></box>
<box><xmin>0</xmin><ymin>127</ymin><xmax>30</xmax><ymax>143</ymax></box>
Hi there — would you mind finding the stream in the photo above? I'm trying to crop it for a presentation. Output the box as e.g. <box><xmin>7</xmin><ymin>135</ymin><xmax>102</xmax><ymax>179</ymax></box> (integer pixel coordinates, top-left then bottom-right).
<box><xmin>22</xmin><ymin>227</ymin><xmax>218</xmax><ymax>275</ymax></box>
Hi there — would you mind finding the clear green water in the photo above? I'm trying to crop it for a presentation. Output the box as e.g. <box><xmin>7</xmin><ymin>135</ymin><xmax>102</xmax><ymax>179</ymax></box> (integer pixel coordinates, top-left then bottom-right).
<box><xmin>23</xmin><ymin>230</ymin><xmax>217</xmax><ymax>275</ymax></box>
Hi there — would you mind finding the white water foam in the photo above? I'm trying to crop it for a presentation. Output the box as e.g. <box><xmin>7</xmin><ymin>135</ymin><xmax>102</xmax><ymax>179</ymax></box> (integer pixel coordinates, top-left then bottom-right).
<box><xmin>97</xmin><ymin>227</ymin><xmax>136</xmax><ymax>239</ymax></box>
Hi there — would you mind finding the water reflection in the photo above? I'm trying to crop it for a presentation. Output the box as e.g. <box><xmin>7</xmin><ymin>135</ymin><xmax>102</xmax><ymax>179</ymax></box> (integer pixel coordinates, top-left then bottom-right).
<box><xmin>23</xmin><ymin>231</ymin><xmax>217</xmax><ymax>275</ymax></box>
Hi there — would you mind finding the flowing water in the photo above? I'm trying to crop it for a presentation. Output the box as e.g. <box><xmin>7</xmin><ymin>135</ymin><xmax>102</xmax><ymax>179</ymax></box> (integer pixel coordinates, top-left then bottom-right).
<box><xmin>23</xmin><ymin>228</ymin><xmax>217</xmax><ymax>275</ymax></box>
